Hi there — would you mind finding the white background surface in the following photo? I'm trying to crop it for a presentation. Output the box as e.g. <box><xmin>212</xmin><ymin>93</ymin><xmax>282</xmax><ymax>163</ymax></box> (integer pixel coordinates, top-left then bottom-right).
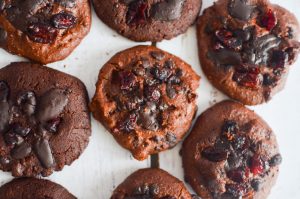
<box><xmin>0</xmin><ymin>0</ymin><xmax>299</xmax><ymax>198</ymax></box>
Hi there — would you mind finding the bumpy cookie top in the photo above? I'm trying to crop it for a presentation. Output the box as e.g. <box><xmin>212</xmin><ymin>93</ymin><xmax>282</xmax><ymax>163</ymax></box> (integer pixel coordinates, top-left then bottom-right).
<box><xmin>198</xmin><ymin>0</ymin><xmax>300</xmax><ymax>105</ymax></box>
<box><xmin>182</xmin><ymin>100</ymin><xmax>282</xmax><ymax>199</ymax></box>
<box><xmin>91</xmin><ymin>46</ymin><xmax>200</xmax><ymax>160</ymax></box>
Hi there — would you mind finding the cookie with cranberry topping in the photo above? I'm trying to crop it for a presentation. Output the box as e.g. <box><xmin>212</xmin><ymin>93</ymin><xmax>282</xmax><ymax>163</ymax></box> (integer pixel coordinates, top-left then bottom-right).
<box><xmin>90</xmin><ymin>45</ymin><xmax>200</xmax><ymax>160</ymax></box>
<box><xmin>0</xmin><ymin>62</ymin><xmax>91</xmax><ymax>177</ymax></box>
<box><xmin>0</xmin><ymin>0</ymin><xmax>91</xmax><ymax>64</ymax></box>
<box><xmin>111</xmin><ymin>168</ymin><xmax>192</xmax><ymax>199</ymax></box>
<box><xmin>197</xmin><ymin>0</ymin><xmax>300</xmax><ymax>105</ymax></box>
<box><xmin>182</xmin><ymin>100</ymin><xmax>282</xmax><ymax>199</ymax></box>
<box><xmin>92</xmin><ymin>0</ymin><xmax>201</xmax><ymax>42</ymax></box>
<box><xmin>0</xmin><ymin>178</ymin><xmax>76</xmax><ymax>199</ymax></box>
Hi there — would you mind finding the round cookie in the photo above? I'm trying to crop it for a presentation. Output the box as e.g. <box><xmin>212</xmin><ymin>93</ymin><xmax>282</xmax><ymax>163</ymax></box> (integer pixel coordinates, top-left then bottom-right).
<box><xmin>0</xmin><ymin>62</ymin><xmax>91</xmax><ymax>177</ymax></box>
<box><xmin>111</xmin><ymin>168</ymin><xmax>192</xmax><ymax>199</ymax></box>
<box><xmin>197</xmin><ymin>0</ymin><xmax>300</xmax><ymax>105</ymax></box>
<box><xmin>90</xmin><ymin>45</ymin><xmax>200</xmax><ymax>160</ymax></box>
<box><xmin>0</xmin><ymin>0</ymin><xmax>91</xmax><ymax>64</ymax></box>
<box><xmin>182</xmin><ymin>100</ymin><xmax>282</xmax><ymax>199</ymax></box>
<box><xmin>0</xmin><ymin>178</ymin><xmax>76</xmax><ymax>199</ymax></box>
<box><xmin>92</xmin><ymin>0</ymin><xmax>201</xmax><ymax>42</ymax></box>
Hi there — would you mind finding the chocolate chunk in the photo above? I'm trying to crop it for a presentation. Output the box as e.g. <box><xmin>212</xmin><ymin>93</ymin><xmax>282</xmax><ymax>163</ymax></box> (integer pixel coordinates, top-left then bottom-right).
<box><xmin>34</xmin><ymin>138</ymin><xmax>54</xmax><ymax>168</ymax></box>
<box><xmin>166</xmin><ymin>83</ymin><xmax>176</xmax><ymax>99</ymax></box>
<box><xmin>228</xmin><ymin>0</ymin><xmax>255</xmax><ymax>21</ymax></box>
<box><xmin>150</xmin><ymin>51</ymin><xmax>165</xmax><ymax>60</ymax></box>
<box><xmin>17</xmin><ymin>91</ymin><xmax>37</xmax><ymax>115</ymax></box>
<box><xmin>12</xmin><ymin>124</ymin><xmax>31</xmax><ymax>137</ymax></box>
<box><xmin>0</xmin><ymin>82</ymin><xmax>10</xmax><ymax>133</ymax></box>
<box><xmin>0</xmin><ymin>0</ymin><xmax>5</xmax><ymax>11</ymax></box>
<box><xmin>56</xmin><ymin>0</ymin><xmax>76</xmax><ymax>8</ymax></box>
<box><xmin>4</xmin><ymin>131</ymin><xmax>24</xmax><ymax>146</ymax></box>
<box><xmin>37</xmin><ymin>89</ymin><xmax>68</xmax><ymax>122</ymax></box>
<box><xmin>151</xmin><ymin>0</ymin><xmax>184</xmax><ymax>21</ymax></box>
<box><xmin>0</xmin><ymin>156</ymin><xmax>11</xmax><ymax>165</ymax></box>
<box><xmin>208</xmin><ymin>49</ymin><xmax>242</xmax><ymax>66</ymax></box>
<box><xmin>269</xmin><ymin>154</ymin><xmax>282</xmax><ymax>167</ymax></box>
<box><xmin>11</xmin><ymin>142</ymin><xmax>32</xmax><ymax>159</ymax></box>
<box><xmin>166</xmin><ymin>132</ymin><xmax>177</xmax><ymax>146</ymax></box>
<box><xmin>202</xmin><ymin>146</ymin><xmax>228</xmax><ymax>162</ymax></box>
<box><xmin>138</xmin><ymin>105</ymin><xmax>159</xmax><ymax>131</ymax></box>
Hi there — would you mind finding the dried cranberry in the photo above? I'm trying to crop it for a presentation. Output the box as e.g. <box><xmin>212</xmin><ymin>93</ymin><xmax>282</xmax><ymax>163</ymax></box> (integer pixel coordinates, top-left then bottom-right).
<box><xmin>233</xmin><ymin>66</ymin><xmax>262</xmax><ymax>89</ymax></box>
<box><xmin>27</xmin><ymin>23</ymin><xmax>57</xmax><ymax>44</ymax></box>
<box><xmin>202</xmin><ymin>146</ymin><xmax>228</xmax><ymax>162</ymax></box>
<box><xmin>119</xmin><ymin>71</ymin><xmax>137</xmax><ymax>91</ymax></box>
<box><xmin>269</xmin><ymin>50</ymin><xmax>287</xmax><ymax>69</ymax></box>
<box><xmin>249</xmin><ymin>154</ymin><xmax>264</xmax><ymax>175</ymax></box>
<box><xmin>227</xmin><ymin>167</ymin><xmax>249</xmax><ymax>183</ymax></box>
<box><xmin>44</xmin><ymin>118</ymin><xmax>61</xmax><ymax>133</ymax></box>
<box><xmin>126</xmin><ymin>0</ymin><xmax>148</xmax><ymax>25</ymax></box>
<box><xmin>215</xmin><ymin>29</ymin><xmax>242</xmax><ymax>50</ymax></box>
<box><xmin>118</xmin><ymin>113</ymin><xmax>137</xmax><ymax>133</ymax></box>
<box><xmin>260</xmin><ymin>9</ymin><xmax>277</xmax><ymax>31</ymax></box>
<box><xmin>269</xmin><ymin>154</ymin><xmax>282</xmax><ymax>167</ymax></box>
<box><xmin>51</xmin><ymin>12</ymin><xmax>77</xmax><ymax>29</ymax></box>
<box><xmin>144</xmin><ymin>86</ymin><xmax>161</xmax><ymax>101</ymax></box>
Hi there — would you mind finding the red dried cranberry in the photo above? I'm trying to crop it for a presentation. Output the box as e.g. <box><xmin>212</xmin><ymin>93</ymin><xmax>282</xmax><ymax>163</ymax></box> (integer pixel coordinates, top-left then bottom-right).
<box><xmin>233</xmin><ymin>66</ymin><xmax>262</xmax><ymax>89</ymax></box>
<box><xmin>227</xmin><ymin>167</ymin><xmax>249</xmax><ymax>183</ymax></box>
<box><xmin>269</xmin><ymin>50</ymin><xmax>287</xmax><ymax>69</ymax></box>
<box><xmin>119</xmin><ymin>71</ymin><xmax>137</xmax><ymax>91</ymax></box>
<box><xmin>27</xmin><ymin>23</ymin><xmax>57</xmax><ymax>44</ymax></box>
<box><xmin>51</xmin><ymin>12</ymin><xmax>77</xmax><ymax>29</ymax></box>
<box><xmin>260</xmin><ymin>9</ymin><xmax>277</xmax><ymax>31</ymax></box>
<box><xmin>144</xmin><ymin>86</ymin><xmax>161</xmax><ymax>101</ymax></box>
<box><xmin>215</xmin><ymin>29</ymin><xmax>242</xmax><ymax>51</ymax></box>
<box><xmin>249</xmin><ymin>154</ymin><xmax>264</xmax><ymax>175</ymax></box>
<box><xmin>45</xmin><ymin>118</ymin><xmax>61</xmax><ymax>133</ymax></box>
<box><xmin>126</xmin><ymin>0</ymin><xmax>148</xmax><ymax>25</ymax></box>
<box><xmin>202</xmin><ymin>146</ymin><xmax>228</xmax><ymax>162</ymax></box>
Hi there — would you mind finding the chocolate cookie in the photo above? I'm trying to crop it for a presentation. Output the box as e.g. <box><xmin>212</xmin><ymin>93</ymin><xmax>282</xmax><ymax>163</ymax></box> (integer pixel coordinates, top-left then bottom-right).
<box><xmin>90</xmin><ymin>45</ymin><xmax>200</xmax><ymax>160</ymax></box>
<box><xmin>111</xmin><ymin>168</ymin><xmax>192</xmax><ymax>199</ymax></box>
<box><xmin>0</xmin><ymin>0</ymin><xmax>91</xmax><ymax>64</ymax></box>
<box><xmin>0</xmin><ymin>178</ymin><xmax>76</xmax><ymax>199</ymax></box>
<box><xmin>0</xmin><ymin>62</ymin><xmax>91</xmax><ymax>177</ymax></box>
<box><xmin>197</xmin><ymin>0</ymin><xmax>300</xmax><ymax>105</ymax></box>
<box><xmin>92</xmin><ymin>0</ymin><xmax>201</xmax><ymax>42</ymax></box>
<box><xmin>182</xmin><ymin>100</ymin><xmax>282</xmax><ymax>199</ymax></box>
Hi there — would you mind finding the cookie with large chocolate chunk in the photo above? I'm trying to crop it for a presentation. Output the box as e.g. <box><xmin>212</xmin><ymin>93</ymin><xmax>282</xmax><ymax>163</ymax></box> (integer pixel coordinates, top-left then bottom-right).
<box><xmin>92</xmin><ymin>0</ymin><xmax>201</xmax><ymax>42</ymax></box>
<box><xmin>90</xmin><ymin>45</ymin><xmax>200</xmax><ymax>160</ymax></box>
<box><xmin>182</xmin><ymin>100</ymin><xmax>282</xmax><ymax>199</ymax></box>
<box><xmin>197</xmin><ymin>0</ymin><xmax>300</xmax><ymax>105</ymax></box>
<box><xmin>0</xmin><ymin>62</ymin><xmax>91</xmax><ymax>177</ymax></box>
<box><xmin>0</xmin><ymin>0</ymin><xmax>91</xmax><ymax>64</ymax></box>
<box><xmin>0</xmin><ymin>178</ymin><xmax>76</xmax><ymax>199</ymax></box>
<box><xmin>111</xmin><ymin>168</ymin><xmax>192</xmax><ymax>199</ymax></box>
